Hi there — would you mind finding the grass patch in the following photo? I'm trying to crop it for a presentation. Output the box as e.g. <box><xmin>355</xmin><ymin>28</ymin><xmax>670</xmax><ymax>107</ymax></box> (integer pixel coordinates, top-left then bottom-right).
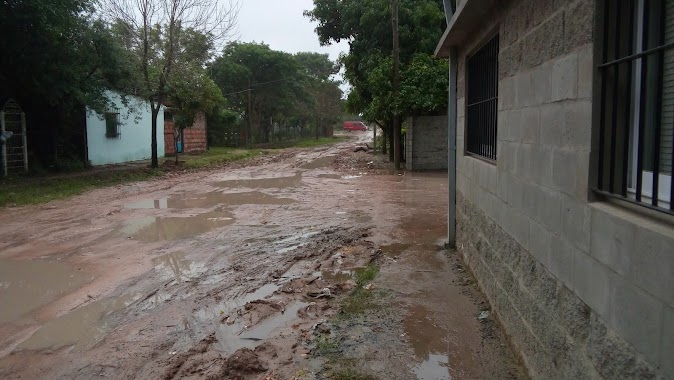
<box><xmin>292</xmin><ymin>136</ymin><xmax>349</xmax><ymax>148</ymax></box>
<box><xmin>182</xmin><ymin>147</ymin><xmax>262</xmax><ymax>168</ymax></box>
<box><xmin>328</xmin><ymin>368</ymin><xmax>378</xmax><ymax>380</ymax></box>
<box><xmin>340</xmin><ymin>264</ymin><xmax>380</xmax><ymax>316</ymax></box>
<box><xmin>314</xmin><ymin>336</ymin><xmax>339</xmax><ymax>355</ymax></box>
<box><xmin>354</xmin><ymin>265</ymin><xmax>379</xmax><ymax>287</ymax></box>
<box><xmin>0</xmin><ymin>169</ymin><xmax>162</xmax><ymax>207</ymax></box>
<box><xmin>253</xmin><ymin>136</ymin><xmax>349</xmax><ymax>150</ymax></box>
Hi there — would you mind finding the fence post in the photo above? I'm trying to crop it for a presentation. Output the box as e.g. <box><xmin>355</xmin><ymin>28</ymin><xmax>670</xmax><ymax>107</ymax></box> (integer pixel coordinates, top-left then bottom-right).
<box><xmin>21</xmin><ymin>111</ymin><xmax>28</xmax><ymax>172</ymax></box>
<box><xmin>1</xmin><ymin>111</ymin><xmax>6</xmax><ymax>177</ymax></box>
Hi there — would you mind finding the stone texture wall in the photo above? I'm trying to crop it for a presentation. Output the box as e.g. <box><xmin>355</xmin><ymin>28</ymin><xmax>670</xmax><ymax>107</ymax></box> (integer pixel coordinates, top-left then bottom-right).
<box><xmin>453</xmin><ymin>0</ymin><xmax>674</xmax><ymax>378</ymax></box>
<box><xmin>165</xmin><ymin>112</ymin><xmax>207</xmax><ymax>155</ymax></box>
<box><xmin>405</xmin><ymin>116</ymin><xmax>448</xmax><ymax>171</ymax></box>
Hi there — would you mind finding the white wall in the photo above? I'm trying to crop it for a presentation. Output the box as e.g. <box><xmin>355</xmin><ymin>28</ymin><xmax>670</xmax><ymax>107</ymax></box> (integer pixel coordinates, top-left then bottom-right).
<box><xmin>86</xmin><ymin>91</ymin><xmax>164</xmax><ymax>166</ymax></box>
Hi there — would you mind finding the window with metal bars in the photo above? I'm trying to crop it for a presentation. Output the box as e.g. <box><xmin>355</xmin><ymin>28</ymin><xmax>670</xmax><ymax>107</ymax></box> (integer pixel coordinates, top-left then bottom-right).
<box><xmin>105</xmin><ymin>111</ymin><xmax>120</xmax><ymax>139</ymax></box>
<box><xmin>593</xmin><ymin>0</ymin><xmax>674</xmax><ymax>214</ymax></box>
<box><xmin>466</xmin><ymin>34</ymin><xmax>499</xmax><ymax>161</ymax></box>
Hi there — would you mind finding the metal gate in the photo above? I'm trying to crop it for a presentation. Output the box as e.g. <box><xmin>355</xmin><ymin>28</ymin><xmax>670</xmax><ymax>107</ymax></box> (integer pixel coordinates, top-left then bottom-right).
<box><xmin>1</xmin><ymin>99</ymin><xmax>28</xmax><ymax>176</ymax></box>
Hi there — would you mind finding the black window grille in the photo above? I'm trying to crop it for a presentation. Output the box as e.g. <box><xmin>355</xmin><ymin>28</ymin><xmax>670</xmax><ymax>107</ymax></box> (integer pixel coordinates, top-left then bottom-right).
<box><xmin>105</xmin><ymin>111</ymin><xmax>120</xmax><ymax>139</ymax></box>
<box><xmin>466</xmin><ymin>34</ymin><xmax>499</xmax><ymax>161</ymax></box>
<box><xmin>593</xmin><ymin>0</ymin><xmax>674</xmax><ymax>214</ymax></box>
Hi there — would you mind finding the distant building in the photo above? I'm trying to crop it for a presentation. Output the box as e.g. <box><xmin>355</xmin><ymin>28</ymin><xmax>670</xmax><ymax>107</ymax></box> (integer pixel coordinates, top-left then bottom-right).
<box><xmin>439</xmin><ymin>0</ymin><xmax>673</xmax><ymax>378</ymax></box>
<box><xmin>85</xmin><ymin>91</ymin><xmax>165</xmax><ymax>166</ymax></box>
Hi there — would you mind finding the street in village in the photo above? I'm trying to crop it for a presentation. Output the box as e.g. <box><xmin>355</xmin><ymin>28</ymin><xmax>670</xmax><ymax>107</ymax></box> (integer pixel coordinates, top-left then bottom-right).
<box><xmin>0</xmin><ymin>133</ymin><xmax>524</xmax><ymax>379</ymax></box>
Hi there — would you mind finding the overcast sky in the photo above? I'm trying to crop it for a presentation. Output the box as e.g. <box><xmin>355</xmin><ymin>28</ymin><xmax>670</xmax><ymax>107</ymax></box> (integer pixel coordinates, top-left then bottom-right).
<box><xmin>233</xmin><ymin>0</ymin><xmax>350</xmax><ymax>91</ymax></box>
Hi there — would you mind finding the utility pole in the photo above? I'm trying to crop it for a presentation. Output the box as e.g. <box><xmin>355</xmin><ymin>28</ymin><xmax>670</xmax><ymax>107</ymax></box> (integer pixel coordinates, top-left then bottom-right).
<box><xmin>392</xmin><ymin>0</ymin><xmax>401</xmax><ymax>169</ymax></box>
<box><xmin>247</xmin><ymin>78</ymin><xmax>252</xmax><ymax>148</ymax></box>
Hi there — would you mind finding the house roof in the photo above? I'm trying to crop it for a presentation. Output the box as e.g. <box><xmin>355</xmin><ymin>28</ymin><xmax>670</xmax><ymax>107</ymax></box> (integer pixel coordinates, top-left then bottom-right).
<box><xmin>435</xmin><ymin>0</ymin><xmax>501</xmax><ymax>58</ymax></box>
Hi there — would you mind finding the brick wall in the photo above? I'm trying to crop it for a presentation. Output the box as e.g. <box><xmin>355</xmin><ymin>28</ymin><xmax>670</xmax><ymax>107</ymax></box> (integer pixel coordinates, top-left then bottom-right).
<box><xmin>452</xmin><ymin>0</ymin><xmax>673</xmax><ymax>378</ymax></box>
<box><xmin>405</xmin><ymin>116</ymin><xmax>448</xmax><ymax>171</ymax></box>
<box><xmin>164</xmin><ymin>111</ymin><xmax>207</xmax><ymax>155</ymax></box>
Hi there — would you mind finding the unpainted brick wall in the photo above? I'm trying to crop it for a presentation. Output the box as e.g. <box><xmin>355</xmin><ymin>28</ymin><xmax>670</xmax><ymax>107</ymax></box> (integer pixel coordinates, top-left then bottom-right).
<box><xmin>164</xmin><ymin>112</ymin><xmax>207</xmax><ymax>155</ymax></box>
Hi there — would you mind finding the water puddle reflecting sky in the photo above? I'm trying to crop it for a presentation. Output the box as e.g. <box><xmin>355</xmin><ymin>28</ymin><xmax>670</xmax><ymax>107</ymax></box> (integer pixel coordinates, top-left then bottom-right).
<box><xmin>404</xmin><ymin>305</ymin><xmax>452</xmax><ymax>380</ymax></box>
<box><xmin>119</xmin><ymin>208</ymin><xmax>235</xmax><ymax>242</ymax></box>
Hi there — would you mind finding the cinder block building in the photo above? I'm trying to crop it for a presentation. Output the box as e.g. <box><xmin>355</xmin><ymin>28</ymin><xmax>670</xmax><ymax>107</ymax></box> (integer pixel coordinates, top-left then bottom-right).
<box><xmin>437</xmin><ymin>0</ymin><xmax>674</xmax><ymax>378</ymax></box>
<box><xmin>405</xmin><ymin>115</ymin><xmax>448</xmax><ymax>171</ymax></box>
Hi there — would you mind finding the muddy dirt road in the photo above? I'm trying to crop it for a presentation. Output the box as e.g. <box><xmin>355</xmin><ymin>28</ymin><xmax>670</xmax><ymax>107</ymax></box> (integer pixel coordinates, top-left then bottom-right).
<box><xmin>0</xmin><ymin>133</ymin><xmax>525</xmax><ymax>379</ymax></box>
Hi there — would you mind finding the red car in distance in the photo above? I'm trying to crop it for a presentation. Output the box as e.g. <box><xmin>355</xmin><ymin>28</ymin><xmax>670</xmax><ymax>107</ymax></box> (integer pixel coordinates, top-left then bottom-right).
<box><xmin>343</xmin><ymin>121</ymin><xmax>368</xmax><ymax>131</ymax></box>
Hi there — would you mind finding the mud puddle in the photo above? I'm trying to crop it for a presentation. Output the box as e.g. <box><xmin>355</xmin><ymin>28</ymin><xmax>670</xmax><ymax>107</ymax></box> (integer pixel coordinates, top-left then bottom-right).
<box><xmin>152</xmin><ymin>252</ymin><xmax>208</xmax><ymax>284</ymax></box>
<box><xmin>404</xmin><ymin>305</ymin><xmax>451</xmax><ymax>380</ymax></box>
<box><xmin>215</xmin><ymin>300</ymin><xmax>308</xmax><ymax>354</ymax></box>
<box><xmin>317</xmin><ymin>270</ymin><xmax>352</xmax><ymax>282</ymax></box>
<box><xmin>125</xmin><ymin>191</ymin><xmax>296</xmax><ymax>210</ymax></box>
<box><xmin>0</xmin><ymin>259</ymin><xmax>90</xmax><ymax>324</ymax></box>
<box><xmin>275</xmin><ymin>231</ymin><xmax>321</xmax><ymax>254</ymax></box>
<box><xmin>125</xmin><ymin>198</ymin><xmax>169</xmax><ymax>209</ymax></box>
<box><xmin>16</xmin><ymin>292</ymin><xmax>142</xmax><ymax>352</ymax></box>
<box><xmin>317</xmin><ymin>174</ymin><xmax>342</xmax><ymax>180</ymax></box>
<box><xmin>215</xmin><ymin>172</ymin><xmax>302</xmax><ymax>189</ymax></box>
<box><xmin>300</xmin><ymin>156</ymin><xmax>334</xmax><ymax>169</ymax></box>
<box><xmin>120</xmin><ymin>208</ymin><xmax>235</xmax><ymax>242</ymax></box>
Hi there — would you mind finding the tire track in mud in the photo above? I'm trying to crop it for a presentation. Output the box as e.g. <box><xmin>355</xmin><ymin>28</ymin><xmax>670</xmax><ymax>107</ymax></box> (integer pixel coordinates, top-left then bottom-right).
<box><xmin>128</xmin><ymin>228</ymin><xmax>380</xmax><ymax>380</ymax></box>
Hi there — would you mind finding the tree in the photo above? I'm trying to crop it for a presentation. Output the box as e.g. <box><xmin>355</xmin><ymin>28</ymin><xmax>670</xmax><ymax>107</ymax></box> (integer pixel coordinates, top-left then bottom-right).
<box><xmin>0</xmin><ymin>0</ymin><xmax>138</xmax><ymax>167</ymax></box>
<box><xmin>306</xmin><ymin>0</ymin><xmax>448</xmax><ymax>161</ymax></box>
<box><xmin>168</xmin><ymin>66</ymin><xmax>224</xmax><ymax>162</ymax></box>
<box><xmin>294</xmin><ymin>52</ymin><xmax>340</xmax><ymax>81</ymax></box>
<box><xmin>102</xmin><ymin>0</ymin><xmax>239</xmax><ymax>168</ymax></box>
<box><xmin>209</xmin><ymin>42</ymin><xmax>307</xmax><ymax>144</ymax></box>
<box><xmin>0</xmin><ymin>0</ymin><xmax>130</xmax><ymax>111</ymax></box>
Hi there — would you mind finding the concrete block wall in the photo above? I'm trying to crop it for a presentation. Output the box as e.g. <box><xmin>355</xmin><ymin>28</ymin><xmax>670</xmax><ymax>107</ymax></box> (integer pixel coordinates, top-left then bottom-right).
<box><xmin>405</xmin><ymin>116</ymin><xmax>448</xmax><ymax>171</ymax></box>
<box><xmin>454</xmin><ymin>0</ymin><xmax>674</xmax><ymax>378</ymax></box>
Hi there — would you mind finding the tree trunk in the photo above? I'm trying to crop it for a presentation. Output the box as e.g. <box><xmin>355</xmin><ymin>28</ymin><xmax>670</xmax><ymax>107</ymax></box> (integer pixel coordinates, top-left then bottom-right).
<box><xmin>151</xmin><ymin>104</ymin><xmax>159</xmax><ymax>169</ymax></box>
<box><xmin>381</xmin><ymin>129</ymin><xmax>388</xmax><ymax>155</ymax></box>
<box><xmin>388</xmin><ymin>127</ymin><xmax>394</xmax><ymax>162</ymax></box>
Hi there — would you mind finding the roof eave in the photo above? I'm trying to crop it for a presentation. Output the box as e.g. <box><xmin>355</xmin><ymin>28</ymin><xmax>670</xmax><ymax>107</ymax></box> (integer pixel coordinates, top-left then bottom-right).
<box><xmin>434</xmin><ymin>0</ymin><xmax>501</xmax><ymax>58</ymax></box>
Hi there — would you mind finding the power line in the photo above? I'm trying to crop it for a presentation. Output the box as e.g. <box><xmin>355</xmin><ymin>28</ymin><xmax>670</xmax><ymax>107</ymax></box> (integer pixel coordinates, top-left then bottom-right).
<box><xmin>220</xmin><ymin>77</ymin><xmax>293</xmax><ymax>97</ymax></box>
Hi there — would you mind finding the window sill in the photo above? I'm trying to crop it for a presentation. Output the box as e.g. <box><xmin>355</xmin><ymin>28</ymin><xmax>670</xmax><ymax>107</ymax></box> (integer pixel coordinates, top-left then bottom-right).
<box><xmin>465</xmin><ymin>152</ymin><xmax>497</xmax><ymax>166</ymax></box>
<box><xmin>591</xmin><ymin>190</ymin><xmax>674</xmax><ymax>231</ymax></box>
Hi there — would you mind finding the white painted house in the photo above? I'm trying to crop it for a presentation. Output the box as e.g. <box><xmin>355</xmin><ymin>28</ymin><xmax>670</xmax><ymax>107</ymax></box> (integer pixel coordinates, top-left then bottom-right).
<box><xmin>86</xmin><ymin>91</ymin><xmax>164</xmax><ymax>166</ymax></box>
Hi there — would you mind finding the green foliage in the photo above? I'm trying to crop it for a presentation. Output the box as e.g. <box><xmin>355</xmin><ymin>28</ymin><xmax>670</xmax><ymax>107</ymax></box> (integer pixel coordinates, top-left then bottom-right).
<box><xmin>294</xmin><ymin>52</ymin><xmax>340</xmax><ymax>81</ymax></box>
<box><xmin>208</xmin><ymin>109</ymin><xmax>242</xmax><ymax>147</ymax></box>
<box><xmin>208</xmin><ymin>42</ymin><xmax>343</xmax><ymax>144</ymax></box>
<box><xmin>354</xmin><ymin>265</ymin><xmax>379</xmax><ymax>287</ymax></box>
<box><xmin>340</xmin><ymin>264</ymin><xmax>380</xmax><ymax>315</ymax></box>
<box><xmin>0</xmin><ymin>0</ymin><xmax>133</xmax><ymax>114</ymax></box>
<box><xmin>306</xmin><ymin>0</ymin><xmax>448</xmax><ymax>126</ymax></box>
<box><xmin>328</xmin><ymin>368</ymin><xmax>378</xmax><ymax>380</ymax></box>
<box><xmin>314</xmin><ymin>336</ymin><xmax>339</xmax><ymax>355</ymax></box>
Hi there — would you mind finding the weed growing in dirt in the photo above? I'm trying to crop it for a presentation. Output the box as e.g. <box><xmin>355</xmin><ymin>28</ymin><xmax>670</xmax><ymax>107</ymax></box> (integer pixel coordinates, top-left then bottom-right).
<box><xmin>328</xmin><ymin>368</ymin><xmax>378</xmax><ymax>380</ymax></box>
<box><xmin>340</xmin><ymin>264</ymin><xmax>380</xmax><ymax>315</ymax></box>
<box><xmin>354</xmin><ymin>265</ymin><xmax>379</xmax><ymax>287</ymax></box>
<box><xmin>314</xmin><ymin>336</ymin><xmax>339</xmax><ymax>355</ymax></box>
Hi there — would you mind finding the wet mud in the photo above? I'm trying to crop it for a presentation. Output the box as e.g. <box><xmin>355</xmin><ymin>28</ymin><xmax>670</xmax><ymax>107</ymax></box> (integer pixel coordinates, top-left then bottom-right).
<box><xmin>0</xmin><ymin>133</ymin><xmax>525</xmax><ymax>380</ymax></box>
